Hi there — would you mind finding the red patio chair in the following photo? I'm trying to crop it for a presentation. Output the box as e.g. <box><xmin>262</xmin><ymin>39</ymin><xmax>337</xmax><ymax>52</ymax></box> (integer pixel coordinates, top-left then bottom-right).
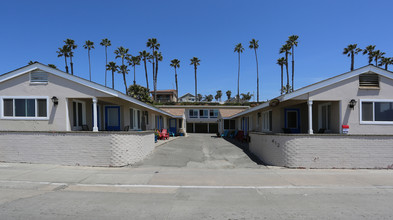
<box><xmin>160</xmin><ymin>129</ymin><xmax>170</xmax><ymax>140</ymax></box>
<box><xmin>236</xmin><ymin>130</ymin><xmax>244</xmax><ymax>142</ymax></box>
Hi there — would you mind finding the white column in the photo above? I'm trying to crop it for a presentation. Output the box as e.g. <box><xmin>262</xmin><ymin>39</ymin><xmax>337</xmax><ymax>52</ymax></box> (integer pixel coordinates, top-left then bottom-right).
<box><xmin>92</xmin><ymin>97</ymin><xmax>98</xmax><ymax>132</ymax></box>
<box><xmin>308</xmin><ymin>100</ymin><xmax>313</xmax><ymax>134</ymax></box>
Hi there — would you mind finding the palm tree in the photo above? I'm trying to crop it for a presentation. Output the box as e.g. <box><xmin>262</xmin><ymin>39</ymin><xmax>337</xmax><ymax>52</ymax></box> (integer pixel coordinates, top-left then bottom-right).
<box><xmin>114</xmin><ymin>46</ymin><xmax>129</xmax><ymax>66</ymax></box>
<box><xmin>170</xmin><ymin>59</ymin><xmax>180</xmax><ymax>102</ymax></box>
<box><xmin>277</xmin><ymin>57</ymin><xmax>286</xmax><ymax>95</ymax></box>
<box><xmin>48</xmin><ymin>64</ymin><xmax>57</xmax><ymax>69</ymax></box>
<box><xmin>379</xmin><ymin>57</ymin><xmax>393</xmax><ymax>70</ymax></box>
<box><xmin>56</xmin><ymin>45</ymin><xmax>70</xmax><ymax>73</ymax></box>
<box><xmin>205</xmin><ymin>94</ymin><xmax>213</xmax><ymax>102</ymax></box>
<box><xmin>226</xmin><ymin>90</ymin><xmax>231</xmax><ymax>100</ymax></box>
<box><xmin>64</xmin><ymin>39</ymin><xmax>77</xmax><ymax>75</ymax></box>
<box><xmin>106</xmin><ymin>61</ymin><xmax>118</xmax><ymax>89</ymax></box>
<box><xmin>83</xmin><ymin>40</ymin><xmax>94</xmax><ymax>81</ymax></box>
<box><xmin>279</xmin><ymin>44</ymin><xmax>292</xmax><ymax>92</ymax></box>
<box><xmin>343</xmin><ymin>44</ymin><xmax>362</xmax><ymax>71</ymax></box>
<box><xmin>287</xmin><ymin>35</ymin><xmax>299</xmax><ymax>90</ymax></box>
<box><xmin>118</xmin><ymin>64</ymin><xmax>129</xmax><ymax>94</ymax></box>
<box><xmin>139</xmin><ymin>50</ymin><xmax>151</xmax><ymax>90</ymax></box>
<box><xmin>215</xmin><ymin>90</ymin><xmax>222</xmax><ymax>102</ymax></box>
<box><xmin>241</xmin><ymin>92</ymin><xmax>253</xmax><ymax>102</ymax></box>
<box><xmin>234</xmin><ymin>43</ymin><xmax>244</xmax><ymax>102</ymax></box>
<box><xmin>362</xmin><ymin>45</ymin><xmax>376</xmax><ymax>64</ymax></box>
<box><xmin>372</xmin><ymin>50</ymin><xmax>385</xmax><ymax>66</ymax></box>
<box><xmin>151</xmin><ymin>51</ymin><xmax>163</xmax><ymax>101</ymax></box>
<box><xmin>100</xmin><ymin>38</ymin><xmax>111</xmax><ymax>87</ymax></box>
<box><xmin>197</xmin><ymin>94</ymin><xmax>203</xmax><ymax>102</ymax></box>
<box><xmin>249</xmin><ymin>39</ymin><xmax>260</xmax><ymax>103</ymax></box>
<box><xmin>126</xmin><ymin>55</ymin><xmax>141</xmax><ymax>85</ymax></box>
<box><xmin>146</xmin><ymin>38</ymin><xmax>160</xmax><ymax>100</ymax></box>
<box><xmin>190</xmin><ymin>57</ymin><xmax>201</xmax><ymax>101</ymax></box>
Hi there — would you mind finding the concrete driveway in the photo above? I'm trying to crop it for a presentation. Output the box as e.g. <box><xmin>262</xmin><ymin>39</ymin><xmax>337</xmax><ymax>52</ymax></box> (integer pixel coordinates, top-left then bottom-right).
<box><xmin>134</xmin><ymin>133</ymin><xmax>265</xmax><ymax>168</ymax></box>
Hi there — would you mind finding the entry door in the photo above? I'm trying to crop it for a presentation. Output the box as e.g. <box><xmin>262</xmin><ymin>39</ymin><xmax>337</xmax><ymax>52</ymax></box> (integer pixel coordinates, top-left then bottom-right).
<box><xmin>169</xmin><ymin>119</ymin><xmax>177</xmax><ymax>134</ymax></box>
<box><xmin>242</xmin><ymin>117</ymin><xmax>249</xmax><ymax>135</ymax></box>
<box><xmin>105</xmin><ymin>106</ymin><xmax>120</xmax><ymax>131</ymax></box>
<box><xmin>285</xmin><ymin>109</ymin><xmax>300</xmax><ymax>133</ymax></box>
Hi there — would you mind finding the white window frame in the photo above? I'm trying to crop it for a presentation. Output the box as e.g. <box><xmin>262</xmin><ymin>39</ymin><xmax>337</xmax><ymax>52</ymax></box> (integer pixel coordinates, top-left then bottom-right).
<box><xmin>199</xmin><ymin>109</ymin><xmax>209</xmax><ymax>118</ymax></box>
<box><xmin>0</xmin><ymin>96</ymin><xmax>49</xmax><ymax>120</ymax></box>
<box><xmin>262</xmin><ymin>110</ymin><xmax>272</xmax><ymax>132</ymax></box>
<box><xmin>73</xmin><ymin>100</ymin><xmax>86</xmax><ymax>128</ymax></box>
<box><xmin>318</xmin><ymin>102</ymin><xmax>331</xmax><ymax>131</ymax></box>
<box><xmin>360</xmin><ymin>99</ymin><xmax>393</xmax><ymax>124</ymax></box>
<box><xmin>209</xmin><ymin>109</ymin><xmax>218</xmax><ymax>118</ymax></box>
<box><xmin>29</xmin><ymin>71</ymin><xmax>48</xmax><ymax>84</ymax></box>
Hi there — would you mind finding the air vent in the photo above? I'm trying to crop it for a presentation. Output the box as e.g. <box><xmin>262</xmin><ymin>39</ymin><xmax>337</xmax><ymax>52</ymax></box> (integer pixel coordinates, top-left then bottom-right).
<box><xmin>30</xmin><ymin>71</ymin><xmax>48</xmax><ymax>83</ymax></box>
<box><xmin>359</xmin><ymin>73</ymin><xmax>379</xmax><ymax>88</ymax></box>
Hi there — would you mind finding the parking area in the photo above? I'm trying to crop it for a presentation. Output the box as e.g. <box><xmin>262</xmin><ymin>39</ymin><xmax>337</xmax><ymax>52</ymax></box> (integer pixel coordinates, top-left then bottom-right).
<box><xmin>134</xmin><ymin>134</ymin><xmax>265</xmax><ymax>169</ymax></box>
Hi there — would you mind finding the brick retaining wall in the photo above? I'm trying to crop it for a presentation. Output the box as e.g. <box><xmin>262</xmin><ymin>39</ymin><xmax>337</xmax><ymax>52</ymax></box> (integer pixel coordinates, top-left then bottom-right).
<box><xmin>0</xmin><ymin>131</ymin><xmax>155</xmax><ymax>167</ymax></box>
<box><xmin>249</xmin><ymin>132</ymin><xmax>393</xmax><ymax>169</ymax></box>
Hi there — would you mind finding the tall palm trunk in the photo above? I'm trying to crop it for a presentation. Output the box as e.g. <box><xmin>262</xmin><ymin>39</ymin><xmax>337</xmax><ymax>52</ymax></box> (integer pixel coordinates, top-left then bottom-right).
<box><xmin>281</xmin><ymin>64</ymin><xmax>283</xmax><ymax>95</ymax></box>
<box><xmin>285</xmin><ymin>52</ymin><xmax>289</xmax><ymax>93</ymax></box>
<box><xmin>194</xmin><ymin>66</ymin><xmax>197</xmax><ymax>101</ymax></box>
<box><xmin>133</xmin><ymin>65</ymin><xmax>136</xmax><ymax>85</ymax></box>
<box><xmin>254</xmin><ymin>49</ymin><xmax>259</xmax><ymax>103</ymax></box>
<box><xmin>70</xmin><ymin>55</ymin><xmax>74</xmax><ymax>75</ymax></box>
<box><xmin>88</xmin><ymin>49</ymin><xmax>91</xmax><ymax>81</ymax></box>
<box><xmin>123</xmin><ymin>73</ymin><xmax>127</xmax><ymax>95</ymax></box>
<box><xmin>64</xmin><ymin>56</ymin><xmax>69</xmax><ymax>73</ymax></box>
<box><xmin>175</xmin><ymin>68</ymin><xmax>178</xmax><ymax>102</ymax></box>
<box><xmin>152</xmin><ymin>61</ymin><xmax>156</xmax><ymax>101</ymax></box>
<box><xmin>385</xmin><ymin>64</ymin><xmax>388</xmax><ymax>70</ymax></box>
<box><xmin>237</xmin><ymin>52</ymin><xmax>240</xmax><ymax>103</ymax></box>
<box><xmin>291</xmin><ymin>47</ymin><xmax>294</xmax><ymax>91</ymax></box>
<box><xmin>375</xmin><ymin>58</ymin><xmax>378</xmax><ymax>66</ymax></box>
<box><xmin>105</xmin><ymin>46</ymin><xmax>108</xmax><ymax>86</ymax></box>
<box><xmin>112</xmin><ymin>70</ymin><xmax>115</xmax><ymax>89</ymax></box>
<box><xmin>155</xmin><ymin>56</ymin><xmax>159</xmax><ymax>100</ymax></box>
<box><xmin>351</xmin><ymin>51</ymin><xmax>354</xmax><ymax>71</ymax></box>
<box><xmin>143</xmin><ymin>58</ymin><xmax>149</xmax><ymax>90</ymax></box>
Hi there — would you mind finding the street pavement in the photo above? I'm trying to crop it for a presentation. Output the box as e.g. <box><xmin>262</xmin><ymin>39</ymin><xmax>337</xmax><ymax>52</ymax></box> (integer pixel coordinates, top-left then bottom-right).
<box><xmin>0</xmin><ymin>134</ymin><xmax>393</xmax><ymax>219</ymax></box>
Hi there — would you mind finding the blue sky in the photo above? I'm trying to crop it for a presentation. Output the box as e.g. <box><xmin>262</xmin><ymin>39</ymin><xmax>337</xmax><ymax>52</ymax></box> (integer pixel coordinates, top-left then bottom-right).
<box><xmin>1</xmin><ymin>0</ymin><xmax>392</xmax><ymax>101</ymax></box>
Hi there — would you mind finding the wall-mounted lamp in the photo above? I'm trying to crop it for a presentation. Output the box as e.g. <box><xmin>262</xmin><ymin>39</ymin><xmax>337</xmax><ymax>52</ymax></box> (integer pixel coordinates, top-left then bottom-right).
<box><xmin>51</xmin><ymin>96</ymin><xmax>58</xmax><ymax>106</ymax></box>
<box><xmin>349</xmin><ymin>99</ymin><xmax>357</xmax><ymax>109</ymax></box>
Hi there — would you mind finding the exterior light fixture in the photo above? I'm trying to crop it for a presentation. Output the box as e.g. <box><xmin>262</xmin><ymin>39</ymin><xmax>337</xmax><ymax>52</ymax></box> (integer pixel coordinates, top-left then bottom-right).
<box><xmin>51</xmin><ymin>96</ymin><xmax>59</xmax><ymax>106</ymax></box>
<box><xmin>349</xmin><ymin>99</ymin><xmax>357</xmax><ymax>109</ymax></box>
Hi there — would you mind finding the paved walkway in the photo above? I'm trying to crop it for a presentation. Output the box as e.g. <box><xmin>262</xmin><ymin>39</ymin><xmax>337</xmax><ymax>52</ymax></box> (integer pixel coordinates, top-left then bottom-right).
<box><xmin>135</xmin><ymin>133</ymin><xmax>263</xmax><ymax>169</ymax></box>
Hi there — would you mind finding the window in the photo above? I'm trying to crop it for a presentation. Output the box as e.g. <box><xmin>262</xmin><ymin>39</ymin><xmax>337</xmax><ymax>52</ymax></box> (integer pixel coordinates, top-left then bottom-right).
<box><xmin>360</xmin><ymin>100</ymin><xmax>393</xmax><ymax>123</ymax></box>
<box><xmin>318</xmin><ymin>103</ymin><xmax>331</xmax><ymax>130</ymax></box>
<box><xmin>199</xmin><ymin>109</ymin><xmax>208</xmax><ymax>118</ymax></box>
<box><xmin>73</xmin><ymin>101</ymin><xmax>85</xmax><ymax>127</ymax></box>
<box><xmin>209</xmin><ymin>110</ymin><xmax>218</xmax><ymax>118</ymax></box>
<box><xmin>359</xmin><ymin>73</ymin><xmax>379</xmax><ymax>88</ymax></box>
<box><xmin>30</xmin><ymin>71</ymin><xmax>48</xmax><ymax>83</ymax></box>
<box><xmin>130</xmin><ymin>108</ymin><xmax>141</xmax><ymax>129</ymax></box>
<box><xmin>224</xmin><ymin>119</ymin><xmax>236</xmax><ymax>130</ymax></box>
<box><xmin>262</xmin><ymin>111</ymin><xmax>272</xmax><ymax>132</ymax></box>
<box><xmin>189</xmin><ymin>109</ymin><xmax>198</xmax><ymax>118</ymax></box>
<box><xmin>178</xmin><ymin>119</ymin><xmax>183</xmax><ymax>128</ymax></box>
<box><xmin>2</xmin><ymin>97</ymin><xmax>48</xmax><ymax>119</ymax></box>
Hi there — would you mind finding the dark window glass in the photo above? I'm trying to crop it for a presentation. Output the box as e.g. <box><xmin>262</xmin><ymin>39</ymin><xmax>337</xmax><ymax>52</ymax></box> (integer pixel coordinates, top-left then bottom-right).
<box><xmin>287</xmin><ymin>111</ymin><xmax>298</xmax><ymax>128</ymax></box>
<box><xmin>178</xmin><ymin>119</ymin><xmax>183</xmax><ymax>128</ymax></box>
<box><xmin>130</xmin><ymin>108</ymin><xmax>134</xmax><ymax>128</ymax></box>
<box><xmin>15</xmin><ymin>99</ymin><xmax>26</xmax><ymax>117</ymax></box>
<box><xmin>269</xmin><ymin>111</ymin><xmax>273</xmax><ymax>131</ymax></box>
<box><xmin>137</xmin><ymin>110</ymin><xmax>141</xmax><ymax>129</ymax></box>
<box><xmin>224</xmin><ymin>120</ymin><xmax>229</xmax><ymax>129</ymax></box>
<box><xmin>3</xmin><ymin>99</ymin><xmax>13</xmax><ymax>116</ymax></box>
<box><xmin>78</xmin><ymin>103</ymin><xmax>83</xmax><ymax>126</ymax></box>
<box><xmin>362</xmin><ymin>102</ymin><xmax>373</xmax><ymax>121</ymax></box>
<box><xmin>37</xmin><ymin>99</ymin><xmax>47</xmax><ymax>117</ymax></box>
<box><xmin>26</xmin><ymin>99</ymin><xmax>35</xmax><ymax>117</ymax></box>
<box><xmin>230</xmin><ymin>120</ymin><xmax>236</xmax><ymax>129</ymax></box>
<box><xmin>73</xmin><ymin>102</ymin><xmax>77</xmax><ymax>126</ymax></box>
<box><xmin>375</xmin><ymin>102</ymin><xmax>393</xmax><ymax>121</ymax></box>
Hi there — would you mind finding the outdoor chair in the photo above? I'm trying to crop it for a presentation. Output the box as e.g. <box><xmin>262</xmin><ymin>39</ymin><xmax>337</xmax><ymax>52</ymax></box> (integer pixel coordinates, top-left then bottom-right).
<box><xmin>221</xmin><ymin>130</ymin><xmax>229</xmax><ymax>137</ymax></box>
<box><xmin>317</xmin><ymin>128</ymin><xmax>326</xmax><ymax>134</ymax></box>
<box><xmin>236</xmin><ymin>130</ymin><xmax>244</xmax><ymax>142</ymax></box>
<box><xmin>169</xmin><ymin>131</ymin><xmax>176</xmax><ymax>137</ymax></box>
<box><xmin>230</xmin><ymin>130</ymin><xmax>238</xmax><ymax>138</ymax></box>
<box><xmin>160</xmin><ymin>129</ymin><xmax>170</xmax><ymax>140</ymax></box>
